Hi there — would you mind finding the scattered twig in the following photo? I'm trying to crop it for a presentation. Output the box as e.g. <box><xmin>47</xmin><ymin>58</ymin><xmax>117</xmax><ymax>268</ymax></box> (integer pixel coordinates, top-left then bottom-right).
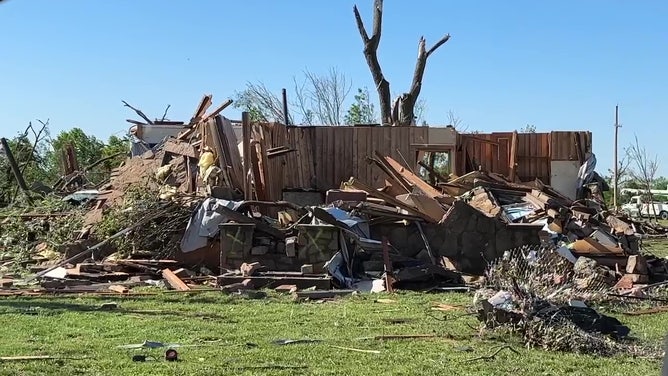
<box><xmin>624</xmin><ymin>306</ymin><xmax>668</xmax><ymax>316</ymax></box>
<box><xmin>330</xmin><ymin>345</ymin><xmax>380</xmax><ymax>354</ymax></box>
<box><xmin>608</xmin><ymin>293</ymin><xmax>668</xmax><ymax>303</ymax></box>
<box><xmin>465</xmin><ymin>345</ymin><xmax>519</xmax><ymax>362</ymax></box>
<box><xmin>84</xmin><ymin>152</ymin><xmax>126</xmax><ymax>172</ymax></box>
<box><xmin>0</xmin><ymin>355</ymin><xmax>89</xmax><ymax>362</ymax></box>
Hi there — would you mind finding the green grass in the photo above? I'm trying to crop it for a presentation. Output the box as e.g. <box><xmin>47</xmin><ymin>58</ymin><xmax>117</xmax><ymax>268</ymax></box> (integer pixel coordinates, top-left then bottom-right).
<box><xmin>0</xmin><ymin>290</ymin><xmax>665</xmax><ymax>376</ymax></box>
<box><xmin>645</xmin><ymin>238</ymin><xmax>668</xmax><ymax>258</ymax></box>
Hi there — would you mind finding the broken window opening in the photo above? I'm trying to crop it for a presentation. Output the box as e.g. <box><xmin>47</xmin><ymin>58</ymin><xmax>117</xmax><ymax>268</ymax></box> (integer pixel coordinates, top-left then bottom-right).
<box><xmin>416</xmin><ymin>150</ymin><xmax>452</xmax><ymax>185</ymax></box>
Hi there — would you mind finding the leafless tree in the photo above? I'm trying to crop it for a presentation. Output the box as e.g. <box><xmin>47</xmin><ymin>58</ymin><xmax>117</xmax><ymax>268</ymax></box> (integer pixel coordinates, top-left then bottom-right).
<box><xmin>234</xmin><ymin>68</ymin><xmax>351</xmax><ymax>125</ymax></box>
<box><xmin>353</xmin><ymin>0</ymin><xmax>449</xmax><ymax>126</ymax></box>
<box><xmin>628</xmin><ymin>135</ymin><xmax>660</xmax><ymax>220</ymax></box>
<box><xmin>445</xmin><ymin>110</ymin><xmax>466</xmax><ymax>131</ymax></box>
<box><xmin>608</xmin><ymin>149</ymin><xmax>632</xmax><ymax>187</ymax></box>
<box><xmin>293</xmin><ymin>68</ymin><xmax>352</xmax><ymax>125</ymax></box>
<box><xmin>234</xmin><ymin>82</ymin><xmax>288</xmax><ymax>123</ymax></box>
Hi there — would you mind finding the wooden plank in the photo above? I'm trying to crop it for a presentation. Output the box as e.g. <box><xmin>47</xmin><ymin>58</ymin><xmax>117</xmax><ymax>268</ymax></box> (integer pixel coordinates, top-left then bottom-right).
<box><xmin>163</xmin><ymin>140</ymin><xmax>197</xmax><ymax>159</ymax></box>
<box><xmin>293</xmin><ymin>290</ymin><xmax>355</xmax><ymax>300</ymax></box>
<box><xmin>408</xmin><ymin>194</ymin><xmax>448</xmax><ymax>222</ymax></box>
<box><xmin>217</xmin><ymin>275</ymin><xmax>332</xmax><ymax>290</ymax></box>
<box><xmin>162</xmin><ymin>269</ymin><xmax>191</xmax><ymax>291</ymax></box>
<box><xmin>509</xmin><ymin>131</ymin><xmax>518</xmax><ymax>181</ymax></box>
<box><xmin>217</xmin><ymin>116</ymin><xmax>244</xmax><ymax>190</ymax></box>
<box><xmin>201</xmin><ymin>99</ymin><xmax>233</xmax><ymax>123</ymax></box>
<box><xmin>242</xmin><ymin>112</ymin><xmax>252</xmax><ymax>199</ymax></box>
<box><xmin>343</xmin><ymin>178</ymin><xmax>431</xmax><ymax>221</ymax></box>
<box><xmin>381</xmin><ymin>155</ymin><xmax>443</xmax><ymax>198</ymax></box>
<box><xmin>190</xmin><ymin>94</ymin><xmax>213</xmax><ymax>125</ymax></box>
<box><xmin>250</xmin><ymin>141</ymin><xmax>266</xmax><ymax>201</ymax></box>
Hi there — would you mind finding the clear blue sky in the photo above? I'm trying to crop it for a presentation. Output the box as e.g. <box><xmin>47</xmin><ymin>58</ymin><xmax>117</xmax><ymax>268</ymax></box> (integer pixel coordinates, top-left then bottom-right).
<box><xmin>1</xmin><ymin>0</ymin><xmax>666</xmax><ymax>176</ymax></box>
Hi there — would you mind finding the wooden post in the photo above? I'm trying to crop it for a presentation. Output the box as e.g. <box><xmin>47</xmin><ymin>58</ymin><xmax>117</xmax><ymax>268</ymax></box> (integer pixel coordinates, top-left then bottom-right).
<box><xmin>242</xmin><ymin>112</ymin><xmax>253</xmax><ymax>200</ymax></box>
<box><xmin>0</xmin><ymin>137</ymin><xmax>32</xmax><ymax>204</ymax></box>
<box><xmin>613</xmin><ymin>105</ymin><xmax>620</xmax><ymax>210</ymax></box>
<box><xmin>282</xmin><ymin>88</ymin><xmax>289</xmax><ymax>126</ymax></box>
<box><xmin>382</xmin><ymin>237</ymin><xmax>394</xmax><ymax>293</ymax></box>
<box><xmin>508</xmin><ymin>131</ymin><xmax>518</xmax><ymax>182</ymax></box>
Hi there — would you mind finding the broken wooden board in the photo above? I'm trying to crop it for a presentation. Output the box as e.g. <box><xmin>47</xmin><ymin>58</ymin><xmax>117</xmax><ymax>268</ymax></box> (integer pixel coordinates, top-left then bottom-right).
<box><xmin>216</xmin><ymin>275</ymin><xmax>331</xmax><ymax>290</ymax></box>
<box><xmin>108</xmin><ymin>285</ymin><xmax>130</xmax><ymax>294</ymax></box>
<box><xmin>407</xmin><ymin>194</ymin><xmax>448</xmax><ymax>223</ymax></box>
<box><xmin>343</xmin><ymin>178</ymin><xmax>432</xmax><ymax>222</ymax></box>
<box><xmin>571</xmin><ymin>237</ymin><xmax>625</xmax><ymax>256</ymax></box>
<box><xmin>189</xmin><ymin>94</ymin><xmax>213</xmax><ymax>125</ymax></box>
<box><xmin>381</xmin><ymin>156</ymin><xmax>444</xmax><ymax>198</ymax></box>
<box><xmin>292</xmin><ymin>290</ymin><xmax>356</xmax><ymax>301</ymax></box>
<box><xmin>162</xmin><ymin>269</ymin><xmax>191</xmax><ymax>291</ymax></box>
<box><xmin>163</xmin><ymin>140</ymin><xmax>198</xmax><ymax>159</ymax></box>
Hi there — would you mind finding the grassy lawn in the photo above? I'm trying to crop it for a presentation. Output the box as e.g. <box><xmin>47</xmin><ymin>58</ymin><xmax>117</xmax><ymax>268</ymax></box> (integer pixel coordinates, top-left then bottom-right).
<box><xmin>0</xmin><ymin>240</ymin><xmax>665</xmax><ymax>375</ymax></box>
<box><xmin>0</xmin><ymin>288</ymin><xmax>665</xmax><ymax>376</ymax></box>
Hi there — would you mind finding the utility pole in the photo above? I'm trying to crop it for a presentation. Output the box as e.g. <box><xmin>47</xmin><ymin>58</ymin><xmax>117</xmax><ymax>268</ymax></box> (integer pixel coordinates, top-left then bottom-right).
<box><xmin>613</xmin><ymin>105</ymin><xmax>621</xmax><ymax>210</ymax></box>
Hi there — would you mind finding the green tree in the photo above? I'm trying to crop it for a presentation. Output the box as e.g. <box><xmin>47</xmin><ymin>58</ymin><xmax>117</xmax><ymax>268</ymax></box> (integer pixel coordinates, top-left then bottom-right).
<box><xmin>652</xmin><ymin>176</ymin><xmax>668</xmax><ymax>190</ymax></box>
<box><xmin>0</xmin><ymin>123</ymin><xmax>54</xmax><ymax>205</ymax></box>
<box><xmin>345</xmin><ymin>87</ymin><xmax>376</xmax><ymax>124</ymax></box>
<box><xmin>519</xmin><ymin>124</ymin><xmax>536</xmax><ymax>133</ymax></box>
<box><xmin>48</xmin><ymin>128</ymin><xmax>104</xmax><ymax>174</ymax></box>
<box><xmin>47</xmin><ymin>128</ymin><xmax>129</xmax><ymax>185</ymax></box>
<box><xmin>100</xmin><ymin>135</ymin><xmax>130</xmax><ymax>171</ymax></box>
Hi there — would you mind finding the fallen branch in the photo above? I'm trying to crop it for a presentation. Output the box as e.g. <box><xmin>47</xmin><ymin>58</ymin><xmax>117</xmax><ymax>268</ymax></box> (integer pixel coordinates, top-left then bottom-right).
<box><xmin>28</xmin><ymin>205</ymin><xmax>172</xmax><ymax>282</ymax></box>
<box><xmin>122</xmin><ymin>100</ymin><xmax>153</xmax><ymax>125</ymax></box>
<box><xmin>624</xmin><ymin>306</ymin><xmax>668</xmax><ymax>316</ymax></box>
<box><xmin>465</xmin><ymin>345</ymin><xmax>519</xmax><ymax>362</ymax></box>
<box><xmin>84</xmin><ymin>152</ymin><xmax>126</xmax><ymax>172</ymax></box>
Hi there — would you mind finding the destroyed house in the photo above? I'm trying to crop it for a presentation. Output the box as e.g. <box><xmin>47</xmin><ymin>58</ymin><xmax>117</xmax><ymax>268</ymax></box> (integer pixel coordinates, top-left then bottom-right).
<box><xmin>230</xmin><ymin>122</ymin><xmax>592</xmax><ymax>203</ymax></box>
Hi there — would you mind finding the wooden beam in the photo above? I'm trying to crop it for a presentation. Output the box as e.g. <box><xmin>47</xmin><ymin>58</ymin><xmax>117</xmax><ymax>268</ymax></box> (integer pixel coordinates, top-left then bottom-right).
<box><xmin>189</xmin><ymin>94</ymin><xmax>213</xmax><ymax>125</ymax></box>
<box><xmin>242</xmin><ymin>112</ymin><xmax>252</xmax><ymax>200</ymax></box>
<box><xmin>201</xmin><ymin>99</ymin><xmax>233</xmax><ymax>123</ymax></box>
<box><xmin>382</xmin><ymin>155</ymin><xmax>443</xmax><ymax>198</ymax></box>
<box><xmin>162</xmin><ymin>269</ymin><xmax>191</xmax><ymax>291</ymax></box>
<box><xmin>508</xmin><ymin>131</ymin><xmax>518</xmax><ymax>182</ymax></box>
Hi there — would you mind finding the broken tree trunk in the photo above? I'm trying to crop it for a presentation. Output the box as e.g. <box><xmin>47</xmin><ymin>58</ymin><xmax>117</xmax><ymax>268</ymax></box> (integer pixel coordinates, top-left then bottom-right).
<box><xmin>393</xmin><ymin>34</ymin><xmax>450</xmax><ymax>126</ymax></box>
<box><xmin>353</xmin><ymin>0</ymin><xmax>392</xmax><ymax>125</ymax></box>
<box><xmin>0</xmin><ymin>137</ymin><xmax>33</xmax><ymax>204</ymax></box>
<box><xmin>353</xmin><ymin>0</ymin><xmax>450</xmax><ymax>127</ymax></box>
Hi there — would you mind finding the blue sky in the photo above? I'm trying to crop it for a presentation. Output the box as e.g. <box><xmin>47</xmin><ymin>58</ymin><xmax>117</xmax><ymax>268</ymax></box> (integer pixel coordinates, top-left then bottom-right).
<box><xmin>1</xmin><ymin>0</ymin><xmax>666</xmax><ymax>175</ymax></box>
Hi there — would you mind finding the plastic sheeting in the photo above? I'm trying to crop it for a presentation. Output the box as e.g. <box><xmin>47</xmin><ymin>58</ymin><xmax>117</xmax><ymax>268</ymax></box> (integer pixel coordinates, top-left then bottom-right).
<box><xmin>180</xmin><ymin>198</ymin><xmax>241</xmax><ymax>253</ymax></box>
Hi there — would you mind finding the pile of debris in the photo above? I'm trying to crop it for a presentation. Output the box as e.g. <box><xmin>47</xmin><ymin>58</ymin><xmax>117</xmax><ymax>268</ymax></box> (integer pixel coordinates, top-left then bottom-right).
<box><xmin>1</xmin><ymin>94</ymin><xmax>667</xmax><ymax>304</ymax></box>
<box><xmin>474</xmin><ymin>245</ymin><xmax>664</xmax><ymax>358</ymax></box>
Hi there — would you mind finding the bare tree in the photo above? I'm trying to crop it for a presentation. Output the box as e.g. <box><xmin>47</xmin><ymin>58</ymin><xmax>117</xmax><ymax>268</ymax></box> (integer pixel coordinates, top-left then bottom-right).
<box><xmin>628</xmin><ymin>135</ymin><xmax>660</xmax><ymax>220</ymax></box>
<box><xmin>413</xmin><ymin>98</ymin><xmax>427</xmax><ymax>126</ymax></box>
<box><xmin>234</xmin><ymin>82</ymin><xmax>288</xmax><ymax>123</ymax></box>
<box><xmin>294</xmin><ymin>68</ymin><xmax>352</xmax><ymax>125</ymax></box>
<box><xmin>353</xmin><ymin>0</ymin><xmax>449</xmax><ymax>126</ymax></box>
<box><xmin>608</xmin><ymin>149</ymin><xmax>632</xmax><ymax>187</ymax></box>
<box><xmin>446</xmin><ymin>110</ymin><xmax>466</xmax><ymax>131</ymax></box>
<box><xmin>234</xmin><ymin>68</ymin><xmax>351</xmax><ymax>125</ymax></box>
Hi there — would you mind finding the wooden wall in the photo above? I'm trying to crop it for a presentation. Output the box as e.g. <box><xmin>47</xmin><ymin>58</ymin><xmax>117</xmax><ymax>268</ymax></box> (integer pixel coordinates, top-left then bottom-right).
<box><xmin>260</xmin><ymin>124</ymin><xmax>429</xmax><ymax>199</ymax></box>
<box><xmin>457</xmin><ymin>131</ymin><xmax>592</xmax><ymax>184</ymax></box>
<box><xmin>251</xmin><ymin>124</ymin><xmax>592</xmax><ymax>199</ymax></box>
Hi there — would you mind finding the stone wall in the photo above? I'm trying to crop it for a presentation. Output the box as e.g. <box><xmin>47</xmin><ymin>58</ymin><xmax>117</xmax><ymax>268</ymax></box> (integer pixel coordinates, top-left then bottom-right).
<box><xmin>371</xmin><ymin>201</ymin><xmax>541</xmax><ymax>275</ymax></box>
